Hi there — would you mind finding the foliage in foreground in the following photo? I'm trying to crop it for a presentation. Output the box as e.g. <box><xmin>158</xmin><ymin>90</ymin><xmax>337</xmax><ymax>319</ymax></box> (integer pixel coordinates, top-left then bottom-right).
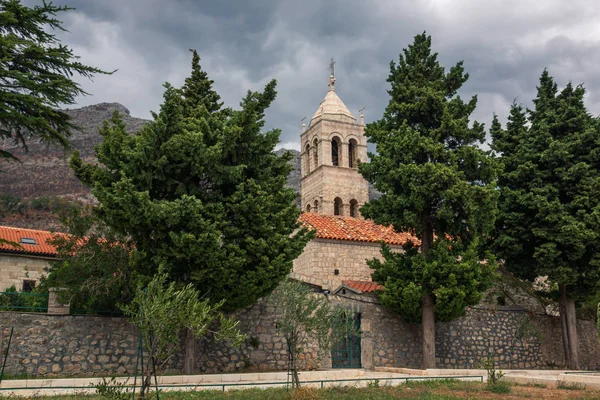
<box><xmin>121</xmin><ymin>273</ymin><xmax>245</xmax><ymax>399</ymax></box>
<box><xmin>40</xmin><ymin>210</ymin><xmax>135</xmax><ymax>314</ymax></box>
<box><xmin>491</xmin><ymin>70</ymin><xmax>600</xmax><ymax>369</ymax></box>
<box><xmin>70</xmin><ymin>50</ymin><xmax>310</xmax><ymax>313</ymax></box>
<box><xmin>11</xmin><ymin>379</ymin><xmax>598</xmax><ymax>400</ymax></box>
<box><xmin>359</xmin><ymin>32</ymin><xmax>498</xmax><ymax>368</ymax></box>
<box><xmin>0</xmin><ymin>0</ymin><xmax>112</xmax><ymax>160</ymax></box>
<box><xmin>268</xmin><ymin>280</ymin><xmax>358</xmax><ymax>388</ymax></box>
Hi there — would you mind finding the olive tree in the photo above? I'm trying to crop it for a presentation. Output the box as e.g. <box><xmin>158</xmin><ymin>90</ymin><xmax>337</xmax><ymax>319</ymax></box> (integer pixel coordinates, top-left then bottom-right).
<box><xmin>268</xmin><ymin>279</ymin><xmax>357</xmax><ymax>388</ymax></box>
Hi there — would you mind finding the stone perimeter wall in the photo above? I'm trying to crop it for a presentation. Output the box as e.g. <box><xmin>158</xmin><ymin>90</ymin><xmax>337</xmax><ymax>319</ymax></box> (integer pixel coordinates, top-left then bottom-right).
<box><xmin>0</xmin><ymin>297</ymin><xmax>322</xmax><ymax>377</ymax></box>
<box><xmin>2</xmin><ymin>298</ymin><xmax>600</xmax><ymax>377</ymax></box>
<box><xmin>362</xmin><ymin>303</ymin><xmax>600</xmax><ymax>370</ymax></box>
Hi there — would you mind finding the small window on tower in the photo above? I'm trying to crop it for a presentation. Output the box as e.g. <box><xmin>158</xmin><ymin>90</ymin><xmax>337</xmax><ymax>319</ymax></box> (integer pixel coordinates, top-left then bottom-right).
<box><xmin>306</xmin><ymin>204</ymin><xmax>312</xmax><ymax>212</ymax></box>
<box><xmin>314</xmin><ymin>200</ymin><xmax>319</xmax><ymax>213</ymax></box>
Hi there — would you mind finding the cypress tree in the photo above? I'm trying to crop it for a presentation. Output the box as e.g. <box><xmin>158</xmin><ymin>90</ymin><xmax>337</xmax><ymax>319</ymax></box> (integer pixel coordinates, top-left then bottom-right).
<box><xmin>492</xmin><ymin>70</ymin><xmax>600</xmax><ymax>369</ymax></box>
<box><xmin>71</xmin><ymin>51</ymin><xmax>310</xmax><ymax>312</ymax></box>
<box><xmin>360</xmin><ymin>32</ymin><xmax>498</xmax><ymax>368</ymax></box>
<box><xmin>0</xmin><ymin>0</ymin><xmax>111</xmax><ymax>160</ymax></box>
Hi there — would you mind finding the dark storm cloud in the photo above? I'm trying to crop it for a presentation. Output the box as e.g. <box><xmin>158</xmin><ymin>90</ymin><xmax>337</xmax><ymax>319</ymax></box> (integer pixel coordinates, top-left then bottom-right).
<box><xmin>27</xmin><ymin>0</ymin><xmax>600</xmax><ymax>149</ymax></box>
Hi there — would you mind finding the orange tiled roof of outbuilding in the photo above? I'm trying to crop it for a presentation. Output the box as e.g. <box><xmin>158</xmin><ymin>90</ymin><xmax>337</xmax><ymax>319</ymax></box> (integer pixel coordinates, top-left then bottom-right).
<box><xmin>1</xmin><ymin>213</ymin><xmax>418</xmax><ymax>257</ymax></box>
<box><xmin>298</xmin><ymin>213</ymin><xmax>419</xmax><ymax>246</ymax></box>
<box><xmin>343</xmin><ymin>280</ymin><xmax>383</xmax><ymax>293</ymax></box>
<box><xmin>0</xmin><ymin>226</ymin><xmax>59</xmax><ymax>257</ymax></box>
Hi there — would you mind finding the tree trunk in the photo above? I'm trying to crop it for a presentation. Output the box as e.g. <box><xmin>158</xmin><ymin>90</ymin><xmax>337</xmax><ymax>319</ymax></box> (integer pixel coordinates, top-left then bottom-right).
<box><xmin>559</xmin><ymin>291</ymin><xmax>571</xmax><ymax>368</ymax></box>
<box><xmin>421</xmin><ymin>217</ymin><xmax>435</xmax><ymax>369</ymax></box>
<box><xmin>287</xmin><ymin>336</ymin><xmax>300</xmax><ymax>388</ymax></box>
<box><xmin>559</xmin><ymin>284</ymin><xmax>580</xmax><ymax>370</ymax></box>
<box><xmin>422</xmin><ymin>293</ymin><xmax>436</xmax><ymax>369</ymax></box>
<box><xmin>183</xmin><ymin>327</ymin><xmax>196</xmax><ymax>374</ymax></box>
<box><xmin>139</xmin><ymin>367</ymin><xmax>152</xmax><ymax>399</ymax></box>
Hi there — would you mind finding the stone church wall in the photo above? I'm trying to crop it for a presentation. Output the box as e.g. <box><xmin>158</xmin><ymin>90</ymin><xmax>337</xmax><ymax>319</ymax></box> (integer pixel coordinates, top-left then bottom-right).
<box><xmin>2</xmin><ymin>297</ymin><xmax>600</xmax><ymax>377</ymax></box>
<box><xmin>293</xmin><ymin>238</ymin><xmax>402</xmax><ymax>290</ymax></box>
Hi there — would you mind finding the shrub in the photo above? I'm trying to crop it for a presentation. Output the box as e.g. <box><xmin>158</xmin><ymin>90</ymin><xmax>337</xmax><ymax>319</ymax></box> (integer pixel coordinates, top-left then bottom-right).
<box><xmin>488</xmin><ymin>381</ymin><xmax>512</xmax><ymax>394</ymax></box>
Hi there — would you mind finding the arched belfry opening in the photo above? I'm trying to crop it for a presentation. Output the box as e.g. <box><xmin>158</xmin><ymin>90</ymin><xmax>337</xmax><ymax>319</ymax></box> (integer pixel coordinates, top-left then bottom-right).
<box><xmin>314</xmin><ymin>199</ymin><xmax>319</xmax><ymax>213</ymax></box>
<box><xmin>334</xmin><ymin>197</ymin><xmax>343</xmax><ymax>216</ymax></box>
<box><xmin>349</xmin><ymin>199</ymin><xmax>359</xmax><ymax>217</ymax></box>
<box><xmin>348</xmin><ymin>139</ymin><xmax>358</xmax><ymax>168</ymax></box>
<box><xmin>304</xmin><ymin>143</ymin><xmax>311</xmax><ymax>174</ymax></box>
<box><xmin>312</xmin><ymin>138</ymin><xmax>319</xmax><ymax>168</ymax></box>
<box><xmin>332</xmin><ymin>136</ymin><xmax>341</xmax><ymax>166</ymax></box>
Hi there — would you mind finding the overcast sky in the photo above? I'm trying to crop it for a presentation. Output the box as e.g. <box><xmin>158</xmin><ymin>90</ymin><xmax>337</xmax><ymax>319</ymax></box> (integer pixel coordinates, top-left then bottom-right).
<box><xmin>26</xmin><ymin>0</ymin><xmax>600</xmax><ymax>150</ymax></box>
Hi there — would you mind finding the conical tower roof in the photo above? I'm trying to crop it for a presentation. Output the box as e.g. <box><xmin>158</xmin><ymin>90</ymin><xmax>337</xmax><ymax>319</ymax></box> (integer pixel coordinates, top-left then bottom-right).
<box><xmin>310</xmin><ymin>75</ymin><xmax>356</xmax><ymax>125</ymax></box>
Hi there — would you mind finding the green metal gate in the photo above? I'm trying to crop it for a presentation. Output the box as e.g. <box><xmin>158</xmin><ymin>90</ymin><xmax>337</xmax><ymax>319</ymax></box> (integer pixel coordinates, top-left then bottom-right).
<box><xmin>331</xmin><ymin>313</ymin><xmax>361</xmax><ymax>368</ymax></box>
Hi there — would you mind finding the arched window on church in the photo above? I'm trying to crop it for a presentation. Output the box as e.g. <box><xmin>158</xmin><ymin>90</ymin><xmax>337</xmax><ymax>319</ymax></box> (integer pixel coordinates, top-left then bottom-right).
<box><xmin>331</xmin><ymin>136</ymin><xmax>341</xmax><ymax>166</ymax></box>
<box><xmin>334</xmin><ymin>197</ymin><xmax>343</xmax><ymax>216</ymax></box>
<box><xmin>304</xmin><ymin>143</ymin><xmax>311</xmax><ymax>174</ymax></box>
<box><xmin>314</xmin><ymin>199</ymin><xmax>319</xmax><ymax>213</ymax></box>
<box><xmin>348</xmin><ymin>139</ymin><xmax>358</xmax><ymax>168</ymax></box>
<box><xmin>349</xmin><ymin>199</ymin><xmax>358</xmax><ymax>217</ymax></box>
<box><xmin>312</xmin><ymin>138</ymin><xmax>319</xmax><ymax>169</ymax></box>
<box><xmin>306</xmin><ymin>204</ymin><xmax>311</xmax><ymax>212</ymax></box>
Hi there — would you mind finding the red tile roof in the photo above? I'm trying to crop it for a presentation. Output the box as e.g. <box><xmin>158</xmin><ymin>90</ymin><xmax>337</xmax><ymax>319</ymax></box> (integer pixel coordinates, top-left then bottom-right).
<box><xmin>0</xmin><ymin>226</ymin><xmax>59</xmax><ymax>257</ymax></box>
<box><xmin>343</xmin><ymin>280</ymin><xmax>383</xmax><ymax>293</ymax></box>
<box><xmin>298</xmin><ymin>213</ymin><xmax>419</xmax><ymax>246</ymax></box>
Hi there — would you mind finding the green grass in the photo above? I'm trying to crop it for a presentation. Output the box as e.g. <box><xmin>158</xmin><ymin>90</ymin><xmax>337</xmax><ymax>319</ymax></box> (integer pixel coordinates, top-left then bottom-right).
<box><xmin>1</xmin><ymin>379</ymin><xmax>598</xmax><ymax>399</ymax></box>
<box><xmin>557</xmin><ymin>380</ymin><xmax>586</xmax><ymax>390</ymax></box>
<box><xmin>0</xmin><ymin>372</ymin><xmax>30</xmax><ymax>380</ymax></box>
<box><xmin>0</xmin><ymin>388</ymin><xmax>465</xmax><ymax>400</ymax></box>
<box><xmin>487</xmin><ymin>381</ymin><xmax>512</xmax><ymax>394</ymax></box>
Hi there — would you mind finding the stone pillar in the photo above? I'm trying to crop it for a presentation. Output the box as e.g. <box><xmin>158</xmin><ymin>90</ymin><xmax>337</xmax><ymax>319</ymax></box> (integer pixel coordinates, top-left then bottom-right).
<box><xmin>361</xmin><ymin>318</ymin><xmax>374</xmax><ymax>369</ymax></box>
<box><xmin>341</xmin><ymin>142</ymin><xmax>349</xmax><ymax>168</ymax></box>
<box><xmin>47</xmin><ymin>288</ymin><xmax>70</xmax><ymax>315</ymax></box>
<box><xmin>323</xmin><ymin>140</ymin><xmax>332</xmax><ymax>166</ymax></box>
<box><xmin>343</xmin><ymin>203</ymin><xmax>351</xmax><ymax>216</ymax></box>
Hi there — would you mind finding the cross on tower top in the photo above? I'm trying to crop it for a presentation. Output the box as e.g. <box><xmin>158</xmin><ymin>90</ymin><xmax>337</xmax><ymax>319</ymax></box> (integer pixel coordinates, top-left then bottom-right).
<box><xmin>328</xmin><ymin>58</ymin><xmax>336</xmax><ymax>91</ymax></box>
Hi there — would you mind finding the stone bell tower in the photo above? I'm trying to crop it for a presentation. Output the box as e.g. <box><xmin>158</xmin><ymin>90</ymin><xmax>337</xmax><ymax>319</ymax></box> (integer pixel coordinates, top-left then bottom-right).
<box><xmin>300</xmin><ymin>64</ymin><xmax>369</xmax><ymax>217</ymax></box>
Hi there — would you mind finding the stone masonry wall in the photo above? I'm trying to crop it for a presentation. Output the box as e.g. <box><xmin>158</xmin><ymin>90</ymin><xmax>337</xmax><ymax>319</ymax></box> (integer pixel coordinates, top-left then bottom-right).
<box><xmin>0</xmin><ymin>297</ymin><xmax>322</xmax><ymax>377</ymax></box>
<box><xmin>292</xmin><ymin>239</ymin><xmax>402</xmax><ymax>290</ymax></box>
<box><xmin>2</xmin><ymin>296</ymin><xmax>600</xmax><ymax>377</ymax></box>
<box><xmin>358</xmin><ymin>302</ymin><xmax>600</xmax><ymax>370</ymax></box>
<box><xmin>0</xmin><ymin>254</ymin><xmax>50</xmax><ymax>291</ymax></box>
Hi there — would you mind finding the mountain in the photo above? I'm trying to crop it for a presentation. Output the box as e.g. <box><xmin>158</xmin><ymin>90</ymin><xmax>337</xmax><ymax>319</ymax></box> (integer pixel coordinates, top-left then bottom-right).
<box><xmin>0</xmin><ymin>103</ymin><xmax>378</xmax><ymax>230</ymax></box>
<box><xmin>0</xmin><ymin>103</ymin><xmax>305</xmax><ymax>230</ymax></box>
<box><xmin>0</xmin><ymin>103</ymin><xmax>147</xmax><ymax>201</ymax></box>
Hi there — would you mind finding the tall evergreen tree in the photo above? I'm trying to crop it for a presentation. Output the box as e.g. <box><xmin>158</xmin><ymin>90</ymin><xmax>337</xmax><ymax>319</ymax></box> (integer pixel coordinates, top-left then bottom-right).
<box><xmin>360</xmin><ymin>33</ymin><xmax>498</xmax><ymax>368</ymax></box>
<box><xmin>492</xmin><ymin>70</ymin><xmax>600</xmax><ymax>369</ymax></box>
<box><xmin>0</xmin><ymin>0</ymin><xmax>111</xmax><ymax>160</ymax></box>
<box><xmin>70</xmin><ymin>50</ymin><xmax>310</xmax><ymax>313</ymax></box>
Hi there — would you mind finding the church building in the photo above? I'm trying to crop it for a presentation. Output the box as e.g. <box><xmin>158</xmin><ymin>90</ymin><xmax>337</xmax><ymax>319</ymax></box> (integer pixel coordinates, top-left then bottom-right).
<box><xmin>292</xmin><ymin>72</ymin><xmax>415</xmax><ymax>292</ymax></box>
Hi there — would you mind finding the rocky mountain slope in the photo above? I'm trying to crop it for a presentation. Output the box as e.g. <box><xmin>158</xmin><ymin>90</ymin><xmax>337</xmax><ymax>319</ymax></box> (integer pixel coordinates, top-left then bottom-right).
<box><xmin>0</xmin><ymin>103</ymin><xmax>304</xmax><ymax>230</ymax></box>
<box><xmin>0</xmin><ymin>102</ymin><xmax>379</xmax><ymax>230</ymax></box>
